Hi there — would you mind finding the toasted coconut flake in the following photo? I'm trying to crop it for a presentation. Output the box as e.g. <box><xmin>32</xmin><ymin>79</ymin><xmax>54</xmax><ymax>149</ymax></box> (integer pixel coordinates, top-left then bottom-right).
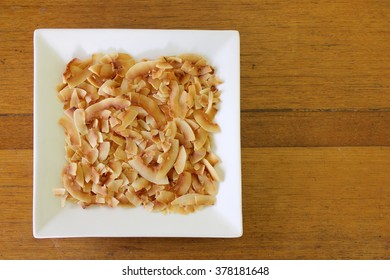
<box><xmin>65</xmin><ymin>146</ymin><xmax>75</xmax><ymax>159</ymax></box>
<box><xmin>143</xmin><ymin>200</ymin><xmax>154</xmax><ymax>212</ymax></box>
<box><xmin>148</xmin><ymin>77</ymin><xmax>161</xmax><ymax>91</ymax></box>
<box><xmin>190</xmin><ymin>148</ymin><xmax>206</xmax><ymax>164</ymax></box>
<box><xmin>125</xmin><ymin>60</ymin><xmax>158</xmax><ymax>80</ymax></box>
<box><xmin>114</xmin><ymin>146</ymin><xmax>128</xmax><ymax>161</ymax></box>
<box><xmin>156</xmin><ymin>61</ymin><xmax>173</xmax><ymax>69</ymax></box>
<box><xmin>85</xmin><ymin>98</ymin><xmax>130</xmax><ymax>123</ymax></box>
<box><xmin>206</xmin><ymin>151</ymin><xmax>220</xmax><ymax>165</ymax></box>
<box><xmin>194</xmin><ymin>162</ymin><xmax>206</xmax><ymax>176</ymax></box>
<box><xmin>156</xmin><ymin>190</ymin><xmax>175</xmax><ymax>204</ymax></box>
<box><xmin>107</xmin><ymin>179</ymin><xmax>123</xmax><ymax>193</ymax></box>
<box><xmin>125</xmin><ymin>138</ymin><xmax>138</xmax><ymax>156</ymax></box>
<box><xmin>59</xmin><ymin>115</ymin><xmax>81</xmax><ymax>146</ymax></box>
<box><xmin>86</xmin><ymin>148</ymin><xmax>99</xmax><ymax>164</ymax></box>
<box><xmin>176</xmin><ymin>172</ymin><xmax>192</xmax><ymax>196</ymax></box>
<box><xmin>88</xmin><ymin>63</ymin><xmax>102</xmax><ymax>76</ymax></box>
<box><xmin>73</xmin><ymin>109</ymin><xmax>88</xmax><ymax>136</ymax></box>
<box><xmin>146</xmin><ymin>185</ymin><xmax>165</xmax><ymax>197</ymax></box>
<box><xmin>101</xmin><ymin>119</ymin><xmax>109</xmax><ymax>133</ymax></box>
<box><xmin>205</xmin><ymin>106</ymin><xmax>218</xmax><ymax>120</ymax></box>
<box><xmin>193</xmin><ymin>109</ymin><xmax>220</xmax><ymax>133</ymax></box>
<box><xmin>202</xmin><ymin>158</ymin><xmax>220</xmax><ymax>182</ymax></box>
<box><xmin>87</xmin><ymin>74</ymin><xmax>104</xmax><ymax>88</ymax></box>
<box><xmin>109</xmin><ymin>161</ymin><xmax>122</xmax><ymax>179</ymax></box>
<box><xmin>179</xmin><ymin>53</ymin><xmax>203</xmax><ymax>63</ymax></box>
<box><xmin>174</xmin><ymin>145</ymin><xmax>187</xmax><ymax>174</ymax></box>
<box><xmin>117</xmin><ymin>108</ymin><xmax>138</xmax><ymax>130</ymax></box>
<box><xmin>181</xmin><ymin>60</ymin><xmax>198</xmax><ymax>76</ymax></box>
<box><xmin>68</xmin><ymin>162</ymin><xmax>77</xmax><ymax>176</ymax></box>
<box><xmin>191</xmin><ymin>173</ymin><xmax>204</xmax><ymax>193</ymax></box>
<box><xmin>199</xmin><ymin>65</ymin><xmax>213</xmax><ymax>75</ymax></box>
<box><xmin>159</xmin><ymin>81</ymin><xmax>170</xmax><ymax>96</ymax></box>
<box><xmin>123</xmin><ymin>168</ymin><xmax>138</xmax><ymax>184</ymax></box>
<box><xmin>171</xmin><ymin>193</ymin><xmax>215</xmax><ymax>206</ymax></box>
<box><xmin>62</xmin><ymin>173</ymin><xmax>91</xmax><ymax>203</ymax></box>
<box><xmin>57</xmin><ymin>87</ymin><xmax>74</xmax><ymax>103</ymax></box>
<box><xmin>168</xmin><ymin>80</ymin><xmax>181</xmax><ymax>117</ymax></box>
<box><xmin>86</xmin><ymin>128</ymin><xmax>98</xmax><ymax>148</ymax></box>
<box><xmin>99</xmin><ymin>109</ymin><xmax>112</xmax><ymax>120</ymax></box>
<box><xmin>70</xmin><ymin>89</ymin><xmax>81</xmax><ymax>108</ymax></box>
<box><xmin>115</xmin><ymin>192</ymin><xmax>129</xmax><ymax>204</ymax></box>
<box><xmin>91</xmin><ymin>167</ymin><xmax>100</xmax><ymax>184</ymax></box>
<box><xmin>156</xmin><ymin>139</ymin><xmax>179</xmax><ymax>179</ymax></box>
<box><xmin>129</xmin><ymin>156</ymin><xmax>169</xmax><ymax>185</ymax></box>
<box><xmin>75</xmin><ymin>163</ymin><xmax>84</xmax><ymax>187</ymax></box>
<box><xmin>82</xmin><ymin>181</ymin><xmax>92</xmax><ymax>193</ymax></box>
<box><xmin>205</xmin><ymin>90</ymin><xmax>214</xmax><ymax>115</ymax></box>
<box><xmin>125</xmin><ymin>189</ymin><xmax>142</xmax><ymax>206</ymax></box>
<box><xmin>95</xmin><ymin>162</ymin><xmax>108</xmax><ymax>174</ymax></box>
<box><xmin>64</xmin><ymin>107</ymin><xmax>76</xmax><ymax>119</ymax></box>
<box><xmin>92</xmin><ymin>184</ymin><xmax>107</xmax><ymax>196</ymax></box>
<box><xmin>53</xmin><ymin>188</ymin><xmax>67</xmax><ymax>196</ymax></box>
<box><xmin>167</xmin><ymin>56</ymin><xmax>183</xmax><ymax>63</ymax></box>
<box><xmin>161</xmin><ymin>141</ymin><xmax>172</xmax><ymax>153</ymax></box>
<box><xmin>179</xmin><ymin>90</ymin><xmax>189</xmax><ymax>118</ymax></box>
<box><xmin>56</xmin><ymin>82</ymin><xmax>67</xmax><ymax>93</ymax></box>
<box><xmin>94</xmin><ymin>194</ymin><xmax>105</xmax><ymax>204</ymax></box>
<box><xmin>164</xmin><ymin>121</ymin><xmax>177</xmax><ymax>139</ymax></box>
<box><xmin>98</xmin><ymin>54</ymin><xmax>112</xmax><ymax>64</ymax></box>
<box><xmin>138</xmin><ymin>119</ymin><xmax>150</xmax><ymax>131</ymax></box>
<box><xmin>135</xmin><ymin>79</ymin><xmax>147</xmax><ymax>92</ymax></box>
<box><xmin>135</xmin><ymin>138</ymin><xmax>147</xmax><ymax>150</ymax></box>
<box><xmin>109</xmin><ymin>196</ymin><xmax>120</xmax><ymax>207</ymax></box>
<box><xmin>75</xmin><ymin>87</ymin><xmax>88</xmax><ymax>99</ymax></box>
<box><xmin>152</xmin><ymin>201</ymin><xmax>167</xmax><ymax>212</ymax></box>
<box><xmin>175</xmin><ymin>118</ymin><xmax>195</xmax><ymax>142</ymax></box>
<box><xmin>187</xmin><ymin>84</ymin><xmax>196</xmax><ymax>107</ymax></box>
<box><xmin>82</xmin><ymin>161</ymin><xmax>92</xmax><ymax>183</ymax></box>
<box><xmin>78</xmin><ymin>82</ymin><xmax>98</xmax><ymax>98</ymax></box>
<box><xmin>193</xmin><ymin>128</ymin><xmax>208</xmax><ymax>150</ymax></box>
<box><xmin>204</xmin><ymin>176</ymin><xmax>218</xmax><ymax>196</ymax></box>
<box><xmin>115</xmin><ymin>53</ymin><xmax>136</xmax><ymax>77</ymax></box>
<box><xmin>131</xmin><ymin>92</ymin><xmax>166</xmax><ymax>127</ymax></box>
<box><xmin>199</xmin><ymin>94</ymin><xmax>209</xmax><ymax>108</ymax></box>
<box><xmin>132</xmin><ymin>177</ymin><xmax>150</xmax><ymax>192</ymax></box>
<box><xmin>98</xmin><ymin>79</ymin><xmax>120</xmax><ymax>96</ymax></box>
<box><xmin>107</xmin><ymin>135</ymin><xmax>123</xmax><ymax>148</ymax></box>
<box><xmin>109</xmin><ymin>116</ymin><xmax>120</xmax><ymax>128</ymax></box>
<box><xmin>67</xmin><ymin>68</ymin><xmax>92</xmax><ymax>88</ymax></box>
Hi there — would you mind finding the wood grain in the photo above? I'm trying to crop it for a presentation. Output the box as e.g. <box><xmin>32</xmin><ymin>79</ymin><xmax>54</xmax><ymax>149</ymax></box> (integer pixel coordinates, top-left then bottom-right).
<box><xmin>242</xmin><ymin>111</ymin><xmax>390</xmax><ymax>147</ymax></box>
<box><xmin>1</xmin><ymin>1</ymin><xmax>390</xmax><ymax>113</ymax></box>
<box><xmin>1</xmin><ymin>0</ymin><xmax>390</xmax><ymax>260</ymax></box>
<box><xmin>5</xmin><ymin>111</ymin><xmax>390</xmax><ymax>150</ymax></box>
<box><xmin>0</xmin><ymin>115</ymin><xmax>32</xmax><ymax>150</ymax></box>
<box><xmin>0</xmin><ymin>150</ymin><xmax>32</xmax><ymax>187</ymax></box>
<box><xmin>1</xmin><ymin>148</ymin><xmax>390</xmax><ymax>259</ymax></box>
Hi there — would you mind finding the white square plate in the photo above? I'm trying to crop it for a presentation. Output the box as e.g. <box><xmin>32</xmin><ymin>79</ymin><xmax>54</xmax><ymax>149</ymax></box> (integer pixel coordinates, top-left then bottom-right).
<box><xmin>33</xmin><ymin>29</ymin><xmax>241</xmax><ymax>238</ymax></box>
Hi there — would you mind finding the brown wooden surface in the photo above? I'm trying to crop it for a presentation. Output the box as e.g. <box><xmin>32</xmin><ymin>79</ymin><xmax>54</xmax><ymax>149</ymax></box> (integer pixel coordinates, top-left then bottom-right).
<box><xmin>1</xmin><ymin>0</ymin><xmax>390</xmax><ymax>259</ymax></box>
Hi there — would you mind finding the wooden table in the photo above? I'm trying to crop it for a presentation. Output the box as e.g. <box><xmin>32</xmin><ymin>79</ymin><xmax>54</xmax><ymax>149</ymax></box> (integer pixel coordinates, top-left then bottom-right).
<box><xmin>1</xmin><ymin>0</ymin><xmax>390</xmax><ymax>259</ymax></box>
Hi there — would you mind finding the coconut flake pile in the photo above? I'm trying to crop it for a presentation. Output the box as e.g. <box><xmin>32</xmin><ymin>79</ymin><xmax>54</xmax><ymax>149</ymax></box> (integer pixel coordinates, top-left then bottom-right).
<box><xmin>53</xmin><ymin>52</ymin><xmax>222</xmax><ymax>214</ymax></box>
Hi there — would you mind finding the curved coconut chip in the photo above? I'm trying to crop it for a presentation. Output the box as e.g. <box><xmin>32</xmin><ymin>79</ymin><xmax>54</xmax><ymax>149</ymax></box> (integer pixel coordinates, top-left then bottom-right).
<box><xmin>62</xmin><ymin>171</ymin><xmax>91</xmax><ymax>203</ymax></box>
<box><xmin>125</xmin><ymin>60</ymin><xmax>158</xmax><ymax>80</ymax></box>
<box><xmin>128</xmin><ymin>156</ymin><xmax>169</xmax><ymax>185</ymax></box>
<box><xmin>193</xmin><ymin>109</ymin><xmax>220</xmax><ymax>133</ymax></box>
<box><xmin>84</xmin><ymin>97</ymin><xmax>130</xmax><ymax>122</ymax></box>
